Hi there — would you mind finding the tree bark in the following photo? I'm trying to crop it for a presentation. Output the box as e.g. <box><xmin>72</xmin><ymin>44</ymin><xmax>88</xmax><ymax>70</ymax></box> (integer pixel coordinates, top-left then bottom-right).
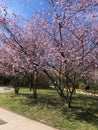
<box><xmin>32</xmin><ymin>70</ymin><xmax>38</xmax><ymax>98</ymax></box>
<box><xmin>14</xmin><ymin>87</ymin><xmax>19</xmax><ymax>94</ymax></box>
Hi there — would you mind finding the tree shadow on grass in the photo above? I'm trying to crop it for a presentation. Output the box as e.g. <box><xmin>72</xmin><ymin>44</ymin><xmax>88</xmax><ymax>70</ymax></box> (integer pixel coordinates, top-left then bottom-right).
<box><xmin>75</xmin><ymin>109</ymin><xmax>98</xmax><ymax>127</ymax></box>
<box><xmin>10</xmin><ymin>93</ymin><xmax>32</xmax><ymax>98</ymax></box>
<box><xmin>18</xmin><ymin>93</ymin><xmax>62</xmax><ymax>109</ymax></box>
<box><xmin>62</xmin><ymin>95</ymin><xmax>98</xmax><ymax>128</ymax></box>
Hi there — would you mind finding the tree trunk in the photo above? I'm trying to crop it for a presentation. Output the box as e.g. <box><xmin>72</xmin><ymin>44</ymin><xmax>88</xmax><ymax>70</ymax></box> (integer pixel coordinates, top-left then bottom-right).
<box><xmin>33</xmin><ymin>87</ymin><xmax>37</xmax><ymax>98</ymax></box>
<box><xmin>14</xmin><ymin>87</ymin><xmax>19</xmax><ymax>94</ymax></box>
<box><xmin>12</xmin><ymin>77</ymin><xmax>20</xmax><ymax>94</ymax></box>
<box><xmin>32</xmin><ymin>70</ymin><xmax>38</xmax><ymax>98</ymax></box>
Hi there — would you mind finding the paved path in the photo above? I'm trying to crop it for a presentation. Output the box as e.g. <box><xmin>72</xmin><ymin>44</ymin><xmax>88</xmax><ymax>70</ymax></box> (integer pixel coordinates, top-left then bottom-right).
<box><xmin>0</xmin><ymin>108</ymin><xmax>58</xmax><ymax>130</ymax></box>
<box><xmin>0</xmin><ymin>87</ymin><xmax>14</xmax><ymax>93</ymax></box>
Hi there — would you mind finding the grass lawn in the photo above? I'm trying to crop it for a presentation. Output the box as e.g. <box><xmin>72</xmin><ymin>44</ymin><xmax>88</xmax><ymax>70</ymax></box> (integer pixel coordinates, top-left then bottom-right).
<box><xmin>0</xmin><ymin>88</ymin><xmax>98</xmax><ymax>130</ymax></box>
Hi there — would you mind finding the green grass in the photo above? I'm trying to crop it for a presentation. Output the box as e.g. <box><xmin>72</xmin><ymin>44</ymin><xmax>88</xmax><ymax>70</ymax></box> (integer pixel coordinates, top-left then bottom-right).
<box><xmin>0</xmin><ymin>88</ymin><xmax>98</xmax><ymax>130</ymax></box>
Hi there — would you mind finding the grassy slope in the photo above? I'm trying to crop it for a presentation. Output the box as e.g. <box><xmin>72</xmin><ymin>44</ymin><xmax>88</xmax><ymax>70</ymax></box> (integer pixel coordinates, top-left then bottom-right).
<box><xmin>0</xmin><ymin>88</ymin><xmax>98</xmax><ymax>130</ymax></box>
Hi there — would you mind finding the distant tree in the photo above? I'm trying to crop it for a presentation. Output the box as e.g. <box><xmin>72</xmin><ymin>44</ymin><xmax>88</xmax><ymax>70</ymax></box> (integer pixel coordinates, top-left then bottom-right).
<box><xmin>36</xmin><ymin>71</ymin><xmax>50</xmax><ymax>89</ymax></box>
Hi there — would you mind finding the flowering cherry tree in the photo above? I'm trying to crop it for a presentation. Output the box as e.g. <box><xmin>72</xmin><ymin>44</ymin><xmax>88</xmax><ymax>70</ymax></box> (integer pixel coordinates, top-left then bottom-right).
<box><xmin>0</xmin><ymin>0</ymin><xmax>98</xmax><ymax>107</ymax></box>
<box><xmin>0</xmin><ymin>3</ymin><xmax>49</xmax><ymax>95</ymax></box>
<box><xmin>42</xmin><ymin>0</ymin><xmax>98</xmax><ymax>107</ymax></box>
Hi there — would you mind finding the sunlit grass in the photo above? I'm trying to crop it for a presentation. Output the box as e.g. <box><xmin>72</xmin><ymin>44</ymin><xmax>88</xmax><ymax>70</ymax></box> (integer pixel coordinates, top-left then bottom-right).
<box><xmin>0</xmin><ymin>88</ymin><xmax>98</xmax><ymax>130</ymax></box>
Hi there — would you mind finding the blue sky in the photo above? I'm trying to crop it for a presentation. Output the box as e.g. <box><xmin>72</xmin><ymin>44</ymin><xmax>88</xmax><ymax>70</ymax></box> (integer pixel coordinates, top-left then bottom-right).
<box><xmin>3</xmin><ymin>0</ymin><xmax>48</xmax><ymax>18</ymax></box>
